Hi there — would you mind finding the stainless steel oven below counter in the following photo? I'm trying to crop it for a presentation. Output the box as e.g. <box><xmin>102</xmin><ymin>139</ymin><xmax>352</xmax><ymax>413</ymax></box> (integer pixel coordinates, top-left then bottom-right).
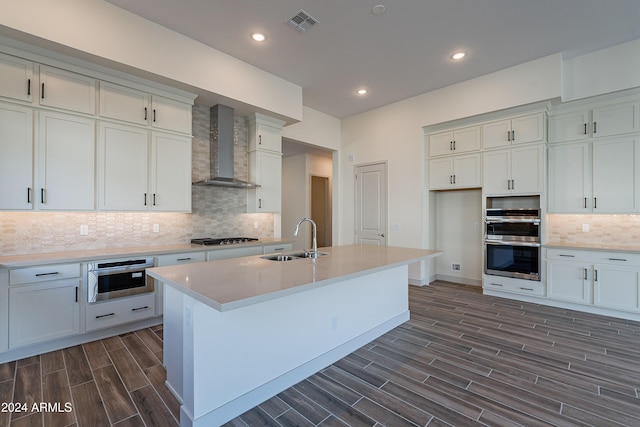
<box><xmin>87</xmin><ymin>257</ymin><xmax>155</xmax><ymax>303</ymax></box>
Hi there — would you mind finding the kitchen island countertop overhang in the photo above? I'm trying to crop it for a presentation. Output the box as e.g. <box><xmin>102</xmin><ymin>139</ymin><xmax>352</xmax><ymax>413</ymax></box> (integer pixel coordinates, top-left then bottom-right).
<box><xmin>148</xmin><ymin>245</ymin><xmax>442</xmax><ymax>427</ymax></box>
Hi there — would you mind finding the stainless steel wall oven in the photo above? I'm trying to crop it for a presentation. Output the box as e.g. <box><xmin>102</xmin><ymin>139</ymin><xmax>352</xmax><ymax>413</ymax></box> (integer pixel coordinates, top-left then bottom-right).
<box><xmin>484</xmin><ymin>205</ymin><xmax>541</xmax><ymax>281</ymax></box>
<box><xmin>87</xmin><ymin>257</ymin><xmax>155</xmax><ymax>303</ymax></box>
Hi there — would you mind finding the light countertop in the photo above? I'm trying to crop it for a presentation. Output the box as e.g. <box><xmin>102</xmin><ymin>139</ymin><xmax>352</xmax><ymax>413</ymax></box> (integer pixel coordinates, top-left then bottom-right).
<box><xmin>545</xmin><ymin>242</ymin><xmax>640</xmax><ymax>254</ymax></box>
<box><xmin>147</xmin><ymin>245</ymin><xmax>442</xmax><ymax>312</ymax></box>
<box><xmin>0</xmin><ymin>238</ymin><xmax>292</xmax><ymax>268</ymax></box>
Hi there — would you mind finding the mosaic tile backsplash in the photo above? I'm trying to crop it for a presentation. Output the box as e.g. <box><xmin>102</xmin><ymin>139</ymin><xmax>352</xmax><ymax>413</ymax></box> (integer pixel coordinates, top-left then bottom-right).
<box><xmin>0</xmin><ymin>106</ymin><xmax>274</xmax><ymax>256</ymax></box>
<box><xmin>546</xmin><ymin>214</ymin><xmax>640</xmax><ymax>246</ymax></box>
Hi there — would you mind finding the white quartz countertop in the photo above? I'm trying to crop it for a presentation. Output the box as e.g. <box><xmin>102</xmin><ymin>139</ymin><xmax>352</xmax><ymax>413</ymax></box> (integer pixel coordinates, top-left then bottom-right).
<box><xmin>147</xmin><ymin>245</ymin><xmax>442</xmax><ymax>312</ymax></box>
<box><xmin>0</xmin><ymin>238</ymin><xmax>292</xmax><ymax>268</ymax></box>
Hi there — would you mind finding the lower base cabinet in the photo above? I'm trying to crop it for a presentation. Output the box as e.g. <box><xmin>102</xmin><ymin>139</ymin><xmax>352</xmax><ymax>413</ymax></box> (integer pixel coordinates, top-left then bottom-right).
<box><xmin>85</xmin><ymin>293</ymin><xmax>155</xmax><ymax>332</ymax></box>
<box><xmin>9</xmin><ymin>279</ymin><xmax>80</xmax><ymax>348</ymax></box>
<box><xmin>547</xmin><ymin>248</ymin><xmax>640</xmax><ymax>314</ymax></box>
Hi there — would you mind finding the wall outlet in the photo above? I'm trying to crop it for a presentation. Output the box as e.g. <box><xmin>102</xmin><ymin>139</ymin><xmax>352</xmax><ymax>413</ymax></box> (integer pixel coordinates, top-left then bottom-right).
<box><xmin>254</xmin><ymin>221</ymin><xmax>259</xmax><ymax>229</ymax></box>
<box><xmin>451</xmin><ymin>263</ymin><xmax>461</xmax><ymax>271</ymax></box>
<box><xmin>80</xmin><ymin>225</ymin><xmax>88</xmax><ymax>235</ymax></box>
<box><xmin>153</xmin><ymin>224</ymin><xmax>160</xmax><ymax>233</ymax></box>
<box><xmin>582</xmin><ymin>224</ymin><xmax>590</xmax><ymax>232</ymax></box>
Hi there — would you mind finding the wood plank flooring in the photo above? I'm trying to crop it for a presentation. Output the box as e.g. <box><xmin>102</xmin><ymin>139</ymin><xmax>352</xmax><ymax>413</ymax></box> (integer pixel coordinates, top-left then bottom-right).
<box><xmin>1</xmin><ymin>281</ymin><xmax>640</xmax><ymax>426</ymax></box>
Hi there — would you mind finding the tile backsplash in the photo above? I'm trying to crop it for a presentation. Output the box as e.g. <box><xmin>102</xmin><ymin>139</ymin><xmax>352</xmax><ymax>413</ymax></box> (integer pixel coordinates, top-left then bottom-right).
<box><xmin>546</xmin><ymin>214</ymin><xmax>640</xmax><ymax>246</ymax></box>
<box><xmin>0</xmin><ymin>106</ymin><xmax>274</xmax><ymax>256</ymax></box>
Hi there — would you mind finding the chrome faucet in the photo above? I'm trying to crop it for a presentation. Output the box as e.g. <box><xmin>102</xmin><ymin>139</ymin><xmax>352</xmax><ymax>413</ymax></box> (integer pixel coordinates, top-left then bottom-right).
<box><xmin>294</xmin><ymin>217</ymin><xmax>318</xmax><ymax>258</ymax></box>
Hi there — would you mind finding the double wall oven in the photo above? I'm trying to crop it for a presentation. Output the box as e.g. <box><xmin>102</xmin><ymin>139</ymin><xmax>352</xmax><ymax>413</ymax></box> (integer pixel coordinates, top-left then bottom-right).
<box><xmin>484</xmin><ymin>198</ymin><xmax>541</xmax><ymax>281</ymax></box>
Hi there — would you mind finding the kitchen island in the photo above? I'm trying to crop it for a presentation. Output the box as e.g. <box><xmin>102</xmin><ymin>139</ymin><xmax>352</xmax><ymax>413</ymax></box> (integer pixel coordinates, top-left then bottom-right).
<box><xmin>147</xmin><ymin>245</ymin><xmax>442</xmax><ymax>427</ymax></box>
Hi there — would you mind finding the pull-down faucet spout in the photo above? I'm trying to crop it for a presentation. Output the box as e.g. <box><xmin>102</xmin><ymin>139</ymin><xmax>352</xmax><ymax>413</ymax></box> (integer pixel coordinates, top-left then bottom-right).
<box><xmin>294</xmin><ymin>217</ymin><xmax>318</xmax><ymax>258</ymax></box>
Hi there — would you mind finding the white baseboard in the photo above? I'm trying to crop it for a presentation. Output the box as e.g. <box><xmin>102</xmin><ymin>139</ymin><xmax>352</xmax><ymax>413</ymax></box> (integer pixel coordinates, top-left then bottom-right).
<box><xmin>435</xmin><ymin>274</ymin><xmax>482</xmax><ymax>287</ymax></box>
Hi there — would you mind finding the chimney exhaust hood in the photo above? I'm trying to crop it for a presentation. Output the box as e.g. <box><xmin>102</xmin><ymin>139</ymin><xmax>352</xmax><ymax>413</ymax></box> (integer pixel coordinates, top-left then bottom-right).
<box><xmin>192</xmin><ymin>104</ymin><xmax>260</xmax><ymax>188</ymax></box>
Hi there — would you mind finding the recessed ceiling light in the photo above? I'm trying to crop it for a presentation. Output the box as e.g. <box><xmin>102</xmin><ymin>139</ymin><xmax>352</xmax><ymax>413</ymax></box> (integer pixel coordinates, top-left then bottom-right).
<box><xmin>356</xmin><ymin>89</ymin><xmax>368</xmax><ymax>95</ymax></box>
<box><xmin>371</xmin><ymin>4</ymin><xmax>386</xmax><ymax>15</ymax></box>
<box><xmin>451</xmin><ymin>51</ymin><xmax>466</xmax><ymax>60</ymax></box>
<box><xmin>251</xmin><ymin>32</ymin><xmax>267</xmax><ymax>42</ymax></box>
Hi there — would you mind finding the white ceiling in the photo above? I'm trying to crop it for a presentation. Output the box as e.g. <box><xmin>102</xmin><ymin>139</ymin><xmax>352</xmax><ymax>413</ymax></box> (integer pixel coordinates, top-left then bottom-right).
<box><xmin>104</xmin><ymin>0</ymin><xmax>640</xmax><ymax>119</ymax></box>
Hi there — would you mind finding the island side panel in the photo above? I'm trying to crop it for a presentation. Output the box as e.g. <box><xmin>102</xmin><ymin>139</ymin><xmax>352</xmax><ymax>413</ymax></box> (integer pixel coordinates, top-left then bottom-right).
<box><xmin>182</xmin><ymin>265</ymin><xmax>410</xmax><ymax>426</ymax></box>
<box><xmin>163</xmin><ymin>284</ymin><xmax>184</xmax><ymax>402</ymax></box>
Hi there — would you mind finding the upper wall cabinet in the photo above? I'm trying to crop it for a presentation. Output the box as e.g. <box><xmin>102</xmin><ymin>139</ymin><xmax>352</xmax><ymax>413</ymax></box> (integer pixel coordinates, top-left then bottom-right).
<box><xmin>99</xmin><ymin>81</ymin><xmax>149</xmax><ymax>126</ymax></box>
<box><xmin>428</xmin><ymin>125</ymin><xmax>480</xmax><ymax>157</ymax></box>
<box><xmin>150</xmin><ymin>95</ymin><xmax>192</xmax><ymax>134</ymax></box>
<box><xmin>549</xmin><ymin>101</ymin><xmax>640</xmax><ymax>143</ymax></box>
<box><xmin>0</xmin><ymin>102</ymin><xmax>33</xmax><ymax>210</ymax></box>
<box><xmin>482</xmin><ymin>112</ymin><xmax>545</xmax><ymax>149</ymax></box>
<box><xmin>0</xmin><ymin>52</ymin><xmax>33</xmax><ymax>103</ymax></box>
<box><xmin>39</xmin><ymin>65</ymin><xmax>96</xmax><ymax>115</ymax></box>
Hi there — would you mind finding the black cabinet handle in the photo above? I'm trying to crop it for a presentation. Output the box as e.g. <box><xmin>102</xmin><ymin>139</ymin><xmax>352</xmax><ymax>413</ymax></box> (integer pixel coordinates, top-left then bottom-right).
<box><xmin>583</xmin><ymin>123</ymin><xmax>587</xmax><ymax>135</ymax></box>
<box><xmin>593</xmin><ymin>121</ymin><xmax>597</xmax><ymax>134</ymax></box>
<box><xmin>584</xmin><ymin>268</ymin><xmax>588</xmax><ymax>280</ymax></box>
<box><xmin>96</xmin><ymin>313</ymin><xmax>115</xmax><ymax>319</ymax></box>
<box><xmin>594</xmin><ymin>197</ymin><xmax>597</xmax><ymax>209</ymax></box>
<box><xmin>35</xmin><ymin>272</ymin><xmax>59</xmax><ymax>277</ymax></box>
<box><xmin>511</xmin><ymin>130</ymin><xmax>515</xmax><ymax>141</ymax></box>
<box><xmin>144</xmin><ymin>107</ymin><xmax>148</xmax><ymax>121</ymax></box>
<box><xmin>41</xmin><ymin>83</ymin><xmax>45</xmax><ymax>99</ymax></box>
<box><xmin>75</xmin><ymin>287</ymin><xmax>78</xmax><ymax>303</ymax></box>
<box><xmin>27</xmin><ymin>79</ymin><xmax>31</xmax><ymax>96</ymax></box>
<box><xmin>27</xmin><ymin>187</ymin><xmax>31</xmax><ymax>203</ymax></box>
<box><xmin>559</xmin><ymin>254</ymin><xmax>575</xmax><ymax>257</ymax></box>
<box><xmin>132</xmin><ymin>306</ymin><xmax>149</xmax><ymax>312</ymax></box>
<box><xmin>153</xmin><ymin>109</ymin><xmax>156</xmax><ymax>122</ymax></box>
<box><xmin>144</xmin><ymin>193</ymin><xmax>147</xmax><ymax>206</ymax></box>
<box><xmin>153</xmin><ymin>193</ymin><xmax>156</xmax><ymax>206</ymax></box>
<box><xmin>259</xmin><ymin>135</ymin><xmax>262</xmax><ymax>145</ymax></box>
<box><xmin>176</xmin><ymin>257</ymin><xmax>192</xmax><ymax>261</ymax></box>
<box><xmin>258</xmin><ymin>198</ymin><xmax>262</xmax><ymax>209</ymax></box>
<box><xmin>40</xmin><ymin>188</ymin><xmax>45</xmax><ymax>204</ymax></box>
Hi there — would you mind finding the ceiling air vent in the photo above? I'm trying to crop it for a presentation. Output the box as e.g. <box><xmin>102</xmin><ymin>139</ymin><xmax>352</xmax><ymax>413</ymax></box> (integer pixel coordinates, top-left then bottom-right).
<box><xmin>287</xmin><ymin>10</ymin><xmax>318</xmax><ymax>32</ymax></box>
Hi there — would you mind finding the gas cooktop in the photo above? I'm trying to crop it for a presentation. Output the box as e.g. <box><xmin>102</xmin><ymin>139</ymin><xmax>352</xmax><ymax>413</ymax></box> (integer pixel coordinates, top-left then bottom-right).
<box><xmin>191</xmin><ymin>237</ymin><xmax>259</xmax><ymax>246</ymax></box>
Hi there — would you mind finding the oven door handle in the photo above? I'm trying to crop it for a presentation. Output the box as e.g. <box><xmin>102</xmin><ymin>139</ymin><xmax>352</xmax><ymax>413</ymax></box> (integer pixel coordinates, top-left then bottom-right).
<box><xmin>484</xmin><ymin>218</ymin><xmax>541</xmax><ymax>224</ymax></box>
<box><xmin>485</xmin><ymin>240</ymin><xmax>541</xmax><ymax>248</ymax></box>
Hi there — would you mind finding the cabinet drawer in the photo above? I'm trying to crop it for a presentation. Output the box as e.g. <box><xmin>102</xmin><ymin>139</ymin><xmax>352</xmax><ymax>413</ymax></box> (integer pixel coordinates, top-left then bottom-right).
<box><xmin>547</xmin><ymin>248</ymin><xmax>640</xmax><ymax>266</ymax></box>
<box><xmin>155</xmin><ymin>251</ymin><xmax>206</xmax><ymax>266</ymax></box>
<box><xmin>263</xmin><ymin>244</ymin><xmax>293</xmax><ymax>254</ymax></box>
<box><xmin>9</xmin><ymin>263</ymin><xmax>81</xmax><ymax>285</ymax></box>
<box><xmin>207</xmin><ymin>246</ymin><xmax>263</xmax><ymax>260</ymax></box>
<box><xmin>483</xmin><ymin>276</ymin><xmax>545</xmax><ymax>296</ymax></box>
<box><xmin>86</xmin><ymin>293</ymin><xmax>156</xmax><ymax>331</ymax></box>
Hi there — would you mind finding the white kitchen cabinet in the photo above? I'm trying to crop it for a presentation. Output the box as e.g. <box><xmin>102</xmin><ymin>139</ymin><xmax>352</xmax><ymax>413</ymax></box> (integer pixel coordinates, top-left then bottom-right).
<box><xmin>97</xmin><ymin>122</ymin><xmax>148</xmax><ymax>210</ymax></box>
<box><xmin>248</xmin><ymin>150</ymin><xmax>282</xmax><ymax>212</ymax></box>
<box><xmin>85</xmin><ymin>292</ymin><xmax>155</xmax><ymax>332</ymax></box>
<box><xmin>0</xmin><ymin>102</ymin><xmax>33</xmax><ymax>210</ymax></box>
<box><xmin>483</xmin><ymin>144</ymin><xmax>544</xmax><ymax>195</ymax></box>
<box><xmin>8</xmin><ymin>263</ymin><xmax>81</xmax><ymax>348</ymax></box>
<box><xmin>150</xmin><ymin>95</ymin><xmax>192</xmax><ymax>134</ymax></box>
<box><xmin>548</xmin><ymin>137</ymin><xmax>640</xmax><ymax>213</ymax></box>
<box><xmin>98</xmin><ymin>123</ymin><xmax>191</xmax><ymax>211</ymax></box>
<box><xmin>547</xmin><ymin>248</ymin><xmax>640</xmax><ymax>314</ymax></box>
<box><xmin>428</xmin><ymin>125</ymin><xmax>481</xmax><ymax>157</ymax></box>
<box><xmin>428</xmin><ymin>153</ymin><xmax>481</xmax><ymax>190</ymax></box>
<box><xmin>549</xmin><ymin>101</ymin><xmax>639</xmax><ymax>143</ymax></box>
<box><xmin>0</xmin><ymin>52</ymin><xmax>33</xmax><ymax>103</ymax></box>
<box><xmin>482</xmin><ymin>275</ymin><xmax>546</xmax><ymax>297</ymax></box>
<box><xmin>207</xmin><ymin>246</ymin><xmax>263</xmax><ymax>260</ymax></box>
<box><xmin>482</xmin><ymin>113</ymin><xmax>544</xmax><ymax>149</ymax></box>
<box><xmin>39</xmin><ymin>65</ymin><xmax>96</xmax><ymax>115</ymax></box>
<box><xmin>249</xmin><ymin>122</ymin><xmax>282</xmax><ymax>153</ymax></box>
<box><xmin>154</xmin><ymin>251</ymin><xmax>206</xmax><ymax>316</ymax></box>
<box><xmin>99</xmin><ymin>81</ymin><xmax>149</xmax><ymax>126</ymax></box>
<box><xmin>150</xmin><ymin>132</ymin><xmax>192</xmax><ymax>212</ymax></box>
<box><xmin>38</xmin><ymin>111</ymin><xmax>95</xmax><ymax>210</ymax></box>
<box><xmin>263</xmin><ymin>243</ymin><xmax>293</xmax><ymax>254</ymax></box>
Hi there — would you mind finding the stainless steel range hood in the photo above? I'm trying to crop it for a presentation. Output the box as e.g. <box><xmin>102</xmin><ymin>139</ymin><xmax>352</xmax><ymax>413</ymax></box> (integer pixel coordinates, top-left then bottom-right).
<box><xmin>192</xmin><ymin>104</ymin><xmax>259</xmax><ymax>188</ymax></box>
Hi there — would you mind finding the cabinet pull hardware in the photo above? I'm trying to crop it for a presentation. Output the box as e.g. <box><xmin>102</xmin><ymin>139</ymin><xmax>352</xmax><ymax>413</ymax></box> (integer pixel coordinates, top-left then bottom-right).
<box><xmin>40</xmin><ymin>188</ymin><xmax>45</xmax><ymax>204</ymax></box>
<box><xmin>453</xmin><ymin>140</ymin><xmax>456</xmax><ymax>150</ymax></box>
<box><xmin>35</xmin><ymin>272</ymin><xmax>59</xmax><ymax>277</ymax></box>
<box><xmin>132</xmin><ymin>306</ymin><xmax>149</xmax><ymax>312</ymax></box>
<box><xmin>27</xmin><ymin>79</ymin><xmax>31</xmax><ymax>96</ymax></box>
<box><xmin>144</xmin><ymin>193</ymin><xmax>147</xmax><ymax>206</ymax></box>
<box><xmin>41</xmin><ymin>83</ymin><xmax>45</xmax><ymax>99</ymax></box>
<box><xmin>507</xmin><ymin>131</ymin><xmax>511</xmax><ymax>142</ymax></box>
<box><xmin>559</xmin><ymin>254</ymin><xmax>575</xmax><ymax>257</ymax></box>
<box><xmin>27</xmin><ymin>187</ymin><xmax>31</xmax><ymax>203</ymax></box>
<box><xmin>453</xmin><ymin>174</ymin><xmax>456</xmax><ymax>184</ymax></box>
<box><xmin>511</xmin><ymin>130</ymin><xmax>515</xmax><ymax>141</ymax></box>
<box><xmin>378</xmin><ymin>233</ymin><xmax>385</xmax><ymax>237</ymax></box>
<box><xmin>450</xmin><ymin>141</ymin><xmax>453</xmax><ymax>150</ymax></box>
<box><xmin>584</xmin><ymin>197</ymin><xmax>587</xmax><ymax>209</ymax></box>
<box><xmin>511</xmin><ymin>179</ymin><xmax>515</xmax><ymax>190</ymax></box>
<box><xmin>96</xmin><ymin>313</ymin><xmax>115</xmax><ymax>319</ymax></box>
<box><xmin>273</xmin><ymin>248</ymin><xmax>284</xmax><ymax>252</ymax></box>
<box><xmin>583</xmin><ymin>268</ymin><xmax>588</xmax><ymax>280</ymax></box>
<box><xmin>258</xmin><ymin>198</ymin><xmax>262</xmax><ymax>209</ymax></box>
<box><xmin>584</xmin><ymin>123</ymin><xmax>587</xmax><ymax>135</ymax></box>
<box><xmin>490</xmin><ymin>283</ymin><xmax>503</xmax><ymax>286</ymax></box>
<box><xmin>593</xmin><ymin>197</ymin><xmax>597</xmax><ymax>209</ymax></box>
<box><xmin>153</xmin><ymin>193</ymin><xmax>156</xmax><ymax>206</ymax></box>
<box><xmin>153</xmin><ymin>109</ymin><xmax>156</xmax><ymax>122</ymax></box>
<box><xmin>608</xmin><ymin>258</ymin><xmax>627</xmax><ymax>262</ymax></box>
<box><xmin>75</xmin><ymin>287</ymin><xmax>78</xmax><ymax>303</ymax></box>
<box><xmin>519</xmin><ymin>287</ymin><xmax>533</xmax><ymax>291</ymax></box>
<box><xmin>594</xmin><ymin>269</ymin><xmax>598</xmax><ymax>281</ymax></box>
<box><xmin>144</xmin><ymin>107</ymin><xmax>147</xmax><ymax>121</ymax></box>
<box><xmin>259</xmin><ymin>135</ymin><xmax>262</xmax><ymax>145</ymax></box>
<box><xmin>593</xmin><ymin>121</ymin><xmax>597</xmax><ymax>134</ymax></box>
<box><xmin>176</xmin><ymin>257</ymin><xmax>192</xmax><ymax>261</ymax></box>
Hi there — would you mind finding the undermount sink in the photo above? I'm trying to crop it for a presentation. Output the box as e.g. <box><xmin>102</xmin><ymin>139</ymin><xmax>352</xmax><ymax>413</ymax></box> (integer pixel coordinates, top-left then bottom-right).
<box><xmin>261</xmin><ymin>251</ymin><xmax>328</xmax><ymax>261</ymax></box>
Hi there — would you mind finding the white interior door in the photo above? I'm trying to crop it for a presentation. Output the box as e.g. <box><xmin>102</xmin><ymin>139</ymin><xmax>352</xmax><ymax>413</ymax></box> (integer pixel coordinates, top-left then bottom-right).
<box><xmin>355</xmin><ymin>162</ymin><xmax>387</xmax><ymax>245</ymax></box>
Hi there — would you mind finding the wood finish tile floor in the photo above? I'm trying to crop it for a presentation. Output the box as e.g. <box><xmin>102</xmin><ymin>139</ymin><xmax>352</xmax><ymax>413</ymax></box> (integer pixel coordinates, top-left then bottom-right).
<box><xmin>1</xmin><ymin>281</ymin><xmax>640</xmax><ymax>426</ymax></box>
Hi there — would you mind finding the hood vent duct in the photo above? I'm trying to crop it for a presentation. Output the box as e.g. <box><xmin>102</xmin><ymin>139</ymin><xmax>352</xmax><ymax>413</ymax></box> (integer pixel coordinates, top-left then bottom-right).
<box><xmin>192</xmin><ymin>104</ymin><xmax>259</xmax><ymax>188</ymax></box>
